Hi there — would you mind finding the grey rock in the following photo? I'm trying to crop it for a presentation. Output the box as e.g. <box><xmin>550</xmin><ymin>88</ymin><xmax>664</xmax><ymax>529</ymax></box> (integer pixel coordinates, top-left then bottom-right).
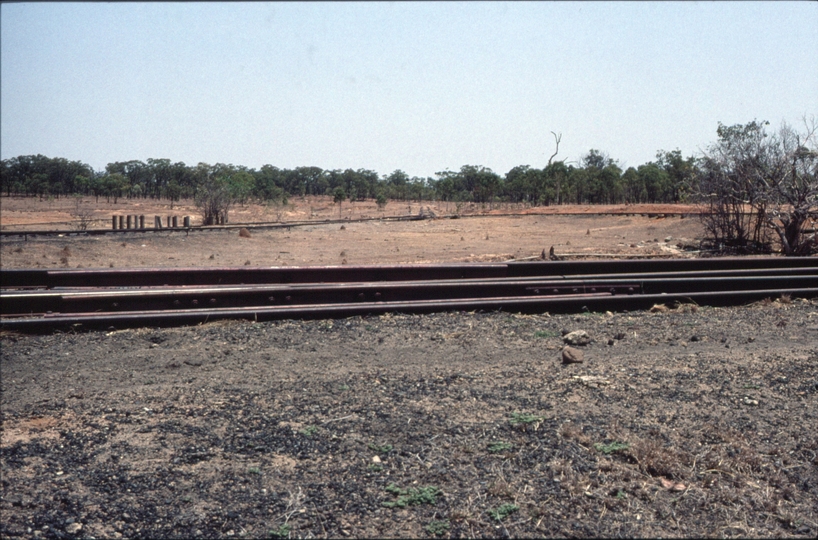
<box><xmin>563</xmin><ymin>330</ymin><xmax>591</xmax><ymax>346</ymax></box>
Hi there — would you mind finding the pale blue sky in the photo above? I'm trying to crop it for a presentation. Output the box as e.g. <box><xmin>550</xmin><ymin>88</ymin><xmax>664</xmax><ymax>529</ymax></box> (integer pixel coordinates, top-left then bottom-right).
<box><xmin>2</xmin><ymin>1</ymin><xmax>816</xmax><ymax>178</ymax></box>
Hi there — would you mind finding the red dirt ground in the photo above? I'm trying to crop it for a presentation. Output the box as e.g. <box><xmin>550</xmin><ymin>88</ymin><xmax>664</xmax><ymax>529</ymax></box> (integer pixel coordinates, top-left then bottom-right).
<box><xmin>0</xmin><ymin>196</ymin><xmax>705</xmax><ymax>269</ymax></box>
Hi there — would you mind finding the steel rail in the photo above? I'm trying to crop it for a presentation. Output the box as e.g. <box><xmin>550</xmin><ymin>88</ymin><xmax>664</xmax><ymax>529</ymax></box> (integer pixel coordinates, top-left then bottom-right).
<box><xmin>1</xmin><ymin>280</ymin><xmax>642</xmax><ymax>316</ymax></box>
<box><xmin>2</xmin><ymin>257</ymin><xmax>816</xmax><ymax>289</ymax></box>
<box><xmin>14</xmin><ymin>265</ymin><xmax>818</xmax><ymax>293</ymax></box>
<box><xmin>0</xmin><ymin>263</ymin><xmax>508</xmax><ymax>289</ymax></box>
<box><xmin>506</xmin><ymin>257</ymin><xmax>818</xmax><ymax>277</ymax></box>
<box><xmin>2</xmin><ymin>257</ymin><xmax>815</xmax><ymax>331</ymax></box>
<box><xmin>2</xmin><ymin>287</ymin><xmax>816</xmax><ymax>332</ymax></box>
<box><xmin>7</xmin><ymin>262</ymin><xmax>818</xmax><ymax>306</ymax></box>
<box><xmin>2</xmin><ymin>273</ymin><xmax>815</xmax><ymax>317</ymax></box>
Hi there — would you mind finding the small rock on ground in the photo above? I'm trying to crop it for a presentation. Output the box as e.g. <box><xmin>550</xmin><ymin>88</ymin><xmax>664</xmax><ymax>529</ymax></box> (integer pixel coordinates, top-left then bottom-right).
<box><xmin>563</xmin><ymin>330</ymin><xmax>591</xmax><ymax>346</ymax></box>
<box><xmin>562</xmin><ymin>346</ymin><xmax>584</xmax><ymax>364</ymax></box>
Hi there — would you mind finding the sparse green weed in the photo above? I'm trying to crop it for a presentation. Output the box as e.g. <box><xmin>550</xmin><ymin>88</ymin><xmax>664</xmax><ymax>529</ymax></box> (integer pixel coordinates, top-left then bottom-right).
<box><xmin>509</xmin><ymin>412</ymin><xmax>545</xmax><ymax>426</ymax></box>
<box><xmin>368</xmin><ymin>443</ymin><xmax>393</xmax><ymax>454</ymax></box>
<box><xmin>534</xmin><ymin>330</ymin><xmax>560</xmax><ymax>339</ymax></box>
<box><xmin>382</xmin><ymin>483</ymin><xmax>440</xmax><ymax>508</ymax></box>
<box><xmin>594</xmin><ymin>441</ymin><xmax>630</xmax><ymax>455</ymax></box>
<box><xmin>299</xmin><ymin>425</ymin><xmax>318</xmax><ymax>437</ymax></box>
<box><xmin>268</xmin><ymin>524</ymin><xmax>291</xmax><ymax>538</ymax></box>
<box><xmin>247</xmin><ymin>466</ymin><xmax>261</xmax><ymax>475</ymax></box>
<box><xmin>487</xmin><ymin>441</ymin><xmax>513</xmax><ymax>453</ymax></box>
<box><xmin>488</xmin><ymin>503</ymin><xmax>519</xmax><ymax>522</ymax></box>
<box><xmin>425</xmin><ymin>520</ymin><xmax>451</xmax><ymax>536</ymax></box>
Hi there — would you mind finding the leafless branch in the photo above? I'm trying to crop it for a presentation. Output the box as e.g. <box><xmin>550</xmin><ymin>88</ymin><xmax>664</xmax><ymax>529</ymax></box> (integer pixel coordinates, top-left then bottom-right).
<box><xmin>696</xmin><ymin>119</ymin><xmax>818</xmax><ymax>255</ymax></box>
<box><xmin>548</xmin><ymin>131</ymin><xmax>562</xmax><ymax>166</ymax></box>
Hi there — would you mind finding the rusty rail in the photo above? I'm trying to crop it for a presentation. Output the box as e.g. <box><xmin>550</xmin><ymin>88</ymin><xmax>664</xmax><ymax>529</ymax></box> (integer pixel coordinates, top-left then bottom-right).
<box><xmin>1</xmin><ymin>257</ymin><xmax>816</xmax><ymax>332</ymax></box>
<box><xmin>3</xmin><ymin>256</ymin><xmax>816</xmax><ymax>289</ymax></box>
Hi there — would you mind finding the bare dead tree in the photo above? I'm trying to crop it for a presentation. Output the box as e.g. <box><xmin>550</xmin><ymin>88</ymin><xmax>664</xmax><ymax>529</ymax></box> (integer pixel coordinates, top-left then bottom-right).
<box><xmin>696</xmin><ymin>117</ymin><xmax>818</xmax><ymax>255</ymax></box>
<box><xmin>71</xmin><ymin>197</ymin><xmax>96</xmax><ymax>231</ymax></box>
<box><xmin>548</xmin><ymin>131</ymin><xmax>562</xmax><ymax>166</ymax></box>
<box><xmin>762</xmin><ymin>117</ymin><xmax>818</xmax><ymax>255</ymax></box>
<box><xmin>546</xmin><ymin>131</ymin><xmax>565</xmax><ymax>205</ymax></box>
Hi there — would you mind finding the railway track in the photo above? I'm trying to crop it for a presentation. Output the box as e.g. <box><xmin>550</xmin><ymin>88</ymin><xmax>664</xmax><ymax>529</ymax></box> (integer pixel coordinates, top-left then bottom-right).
<box><xmin>2</xmin><ymin>257</ymin><xmax>816</xmax><ymax>332</ymax></box>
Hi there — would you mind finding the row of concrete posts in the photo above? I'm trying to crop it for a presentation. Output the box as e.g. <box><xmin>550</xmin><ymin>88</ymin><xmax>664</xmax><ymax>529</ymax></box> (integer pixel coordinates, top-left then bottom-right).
<box><xmin>112</xmin><ymin>215</ymin><xmax>191</xmax><ymax>230</ymax></box>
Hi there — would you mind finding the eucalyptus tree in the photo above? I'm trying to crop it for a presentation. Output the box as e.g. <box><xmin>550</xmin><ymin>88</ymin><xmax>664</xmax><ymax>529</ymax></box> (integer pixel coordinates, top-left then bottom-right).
<box><xmin>504</xmin><ymin>165</ymin><xmax>536</xmax><ymax>204</ymax></box>
<box><xmin>146</xmin><ymin>158</ymin><xmax>173</xmax><ymax>199</ymax></box>
<box><xmin>333</xmin><ymin>186</ymin><xmax>346</xmax><ymax>217</ymax></box>
<box><xmin>194</xmin><ymin>166</ymin><xmax>233</xmax><ymax>225</ymax></box>
<box><xmin>385</xmin><ymin>169</ymin><xmax>410</xmax><ymax>200</ymax></box>
<box><xmin>656</xmin><ymin>149</ymin><xmax>698</xmax><ymax>202</ymax></box>
<box><xmin>106</xmin><ymin>161</ymin><xmax>150</xmax><ymax>199</ymax></box>
<box><xmin>635</xmin><ymin>163</ymin><xmax>670</xmax><ymax>204</ymax></box>
<box><xmin>543</xmin><ymin>161</ymin><xmax>569</xmax><ymax>205</ymax></box>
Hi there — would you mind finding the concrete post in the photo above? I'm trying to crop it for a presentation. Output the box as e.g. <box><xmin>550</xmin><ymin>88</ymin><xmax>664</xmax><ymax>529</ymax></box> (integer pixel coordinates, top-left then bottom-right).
<box><xmin>183</xmin><ymin>216</ymin><xmax>191</xmax><ymax>228</ymax></box>
<box><xmin>112</xmin><ymin>216</ymin><xmax>118</xmax><ymax>230</ymax></box>
<box><xmin>155</xmin><ymin>216</ymin><xmax>162</xmax><ymax>229</ymax></box>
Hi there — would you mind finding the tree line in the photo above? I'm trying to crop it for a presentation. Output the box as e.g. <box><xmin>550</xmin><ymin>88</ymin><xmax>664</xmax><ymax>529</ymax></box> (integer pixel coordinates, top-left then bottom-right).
<box><xmin>2</xmin><ymin>119</ymin><xmax>815</xmax><ymax>253</ymax></box>
<box><xmin>0</xmin><ymin>149</ymin><xmax>694</xmax><ymax>207</ymax></box>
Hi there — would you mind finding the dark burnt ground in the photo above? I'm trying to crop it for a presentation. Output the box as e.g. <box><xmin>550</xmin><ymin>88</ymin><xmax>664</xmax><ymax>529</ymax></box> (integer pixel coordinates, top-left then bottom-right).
<box><xmin>2</xmin><ymin>298</ymin><xmax>817</xmax><ymax>539</ymax></box>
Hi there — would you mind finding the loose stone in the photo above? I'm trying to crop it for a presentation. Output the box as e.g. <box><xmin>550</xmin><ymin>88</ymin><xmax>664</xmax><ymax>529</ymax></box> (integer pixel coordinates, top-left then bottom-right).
<box><xmin>562</xmin><ymin>346</ymin><xmax>584</xmax><ymax>364</ymax></box>
<box><xmin>563</xmin><ymin>330</ymin><xmax>591</xmax><ymax>346</ymax></box>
